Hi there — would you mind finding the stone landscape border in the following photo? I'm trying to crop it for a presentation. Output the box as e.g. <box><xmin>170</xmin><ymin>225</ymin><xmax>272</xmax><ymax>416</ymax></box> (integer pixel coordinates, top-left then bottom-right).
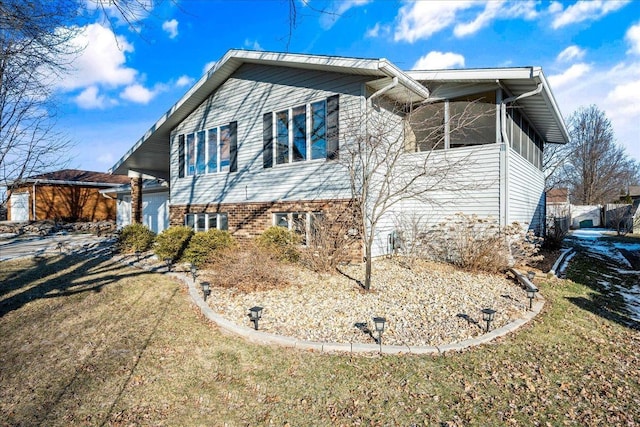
<box><xmin>170</xmin><ymin>268</ymin><xmax>545</xmax><ymax>355</ymax></box>
<box><xmin>0</xmin><ymin>236</ymin><xmax>547</xmax><ymax>355</ymax></box>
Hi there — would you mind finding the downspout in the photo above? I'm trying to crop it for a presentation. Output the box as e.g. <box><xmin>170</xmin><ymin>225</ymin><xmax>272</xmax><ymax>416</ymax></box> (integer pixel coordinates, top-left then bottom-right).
<box><xmin>362</xmin><ymin>76</ymin><xmax>399</xmax><ymax>261</ymax></box>
<box><xmin>369</xmin><ymin>76</ymin><xmax>398</xmax><ymax>103</ymax></box>
<box><xmin>497</xmin><ymin>80</ymin><xmax>543</xmax><ymax>229</ymax></box>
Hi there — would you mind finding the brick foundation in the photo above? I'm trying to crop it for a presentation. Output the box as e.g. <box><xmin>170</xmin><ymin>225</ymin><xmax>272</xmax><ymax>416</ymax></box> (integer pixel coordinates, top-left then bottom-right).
<box><xmin>169</xmin><ymin>198</ymin><xmax>363</xmax><ymax>261</ymax></box>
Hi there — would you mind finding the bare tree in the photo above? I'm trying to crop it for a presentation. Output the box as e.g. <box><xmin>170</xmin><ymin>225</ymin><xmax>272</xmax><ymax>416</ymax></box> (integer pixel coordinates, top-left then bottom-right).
<box><xmin>0</xmin><ymin>0</ymin><xmax>80</xmax><ymax>202</ymax></box>
<box><xmin>340</xmin><ymin>94</ymin><xmax>490</xmax><ymax>290</ymax></box>
<box><xmin>543</xmin><ymin>141</ymin><xmax>571</xmax><ymax>191</ymax></box>
<box><xmin>562</xmin><ymin>105</ymin><xmax>640</xmax><ymax>204</ymax></box>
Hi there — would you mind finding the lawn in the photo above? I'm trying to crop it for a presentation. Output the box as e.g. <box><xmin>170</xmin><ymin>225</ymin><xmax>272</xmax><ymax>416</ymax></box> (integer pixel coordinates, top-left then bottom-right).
<box><xmin>0</xmin><ymin>253</ymin><xmax>638</xmax><ymax>426</ymax></box>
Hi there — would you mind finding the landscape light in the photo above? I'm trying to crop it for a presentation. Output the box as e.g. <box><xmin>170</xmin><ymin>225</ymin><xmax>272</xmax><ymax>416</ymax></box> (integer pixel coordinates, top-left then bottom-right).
<box><xmin>373</xmin><ymin>316</ymin><xmax>386</xmax><ymax>353</ymax></box>
<box><xmin>164</xmin><ymin>257</ymin><xmax>172</xmax><ymax>272</ymax></box>
<box><xmin>526</xmin><ymin>288</ymin><xmax>538</xmax><ymax>310</ymax></box>
<box><xmin>200</xmin><ymin>281</ymin><xmax>211</xmax><ymax>302</ymax></box>
<box><xmin>527</xmin><ymin>271</ymin><xmax>536</xmax><ymax>281</ymax></box>
<box><xmin>249</xmin><ymin>306</ymin><xmax>263</xmax><ymax>330</ymax></box>
<box><xmin>190</xmin><ymin>263</ymin><xmax>197</xmax><ymax>281</ymax></box>
<box><xmin>481</xmin><ymin>308</ymin><xmax>496</xmax><ymax>333</ymax></box>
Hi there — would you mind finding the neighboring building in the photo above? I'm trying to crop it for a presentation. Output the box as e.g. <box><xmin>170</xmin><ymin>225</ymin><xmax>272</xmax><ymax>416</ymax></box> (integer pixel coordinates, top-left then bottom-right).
<box><xmin>109</xmin><ymin>50</ymin><xmax>569</xmax><ymax>257</ymax></box>
<box><xmin>546</xmin><ymin>188</ymin><xmax>570</xmax><ymax>218</ymax></box>
<box><xmin>5</xmin><ymin>169</ymin><xmax>130</xmax><ymax>222</ymax></box>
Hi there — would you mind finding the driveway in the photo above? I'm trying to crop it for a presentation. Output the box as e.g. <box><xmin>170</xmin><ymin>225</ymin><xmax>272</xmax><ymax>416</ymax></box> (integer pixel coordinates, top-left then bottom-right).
<box><xmin>561</xmin><ymin>229</ymin><xmax>640</xmax><ymax>327</ymax></box>
<box><xmin>0</xmin><ymin>233</ymin><xmax>115</xmax><ymax>261</ymax></box>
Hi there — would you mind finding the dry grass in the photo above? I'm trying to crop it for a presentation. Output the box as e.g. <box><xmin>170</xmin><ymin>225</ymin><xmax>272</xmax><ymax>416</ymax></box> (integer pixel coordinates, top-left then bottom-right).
<box><xmin>0</xmin><ymin>253</ymin><xmax>639</xmax><ymax>426</ymax></box>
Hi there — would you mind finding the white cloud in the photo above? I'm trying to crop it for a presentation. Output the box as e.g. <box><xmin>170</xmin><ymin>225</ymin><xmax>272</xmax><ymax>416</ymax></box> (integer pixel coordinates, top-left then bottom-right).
<box><xmin>453</xmin><ymin>1</ymin><xmax>537</xmax><ymax>37</ymax></box>
<box><xmin>366</xmin><ymin>22</ymin><xmax>391</xmax><ymax>38</ymax></box>
<box><xmin>162</xmin><ymin>19</ymin><xmax>179</xmax><ymax>39</ymax></box>
<box><xmin>395</xmin><ymin>0</ymin><xmax>538</xmax><ymax>42</ymax></box>
<box><xmin>58</xmin><ymin>23</ymin><xmax>137</xmax><ymax>90</ymax></box>
<box><xmin>412</xmin><ymin>51</ymin><xmax>465</xmax><ymax>70</ymax></box>
<box><xmin>202</xmin><ymin>61</ymin><xmax>217</xmax><ymax>75</ymax></box>
<box><xmin>176</xmin><ymin>75</ymin><xmax>194</xmax><ymax>88</ymax></box>
<box><xmin>551</xmin><ymin>61</ymin><xmax>640</xmax><ymax>161</ymax></box>
<box><xmin>557</xmin><ymin>45</ymin><xmax>586</xmax><ymax>62</ymax></box>
<box><xmin>395</xmin><ymin>1</ymin><xmax>473</xmax><ymax>42</ymax></box>
<box><xmin>74</xmin><ymin>86</ymin><xmax>115</xmax><ymax>109</ymax></box>
<box><xmin>243</xmin><ymin>39</ymin><xmax>263</xmax><ymax>51</ymax></box>
<box><xmin>626</xmin><ymin>22</ymin><xmax>640</xmax><ymax>55</ymax></box>
<box><xmin>547</xmin><ymin>63</ymin><xmax>591</xmax><ymax>89</ymax></box>
<box><xmin>320</xmin><ymin>0</ymin><xmax>372</xmax><ymax>30</ymax></box>
<box><xmin>550</xmin><ymin>0</ymin><xmax>630</xmax><ymax>29</ymax></box>
<box><xmin>120</xmin><ymin>84</ymin><xmax>155</xmax><ymax>104</ymax></box>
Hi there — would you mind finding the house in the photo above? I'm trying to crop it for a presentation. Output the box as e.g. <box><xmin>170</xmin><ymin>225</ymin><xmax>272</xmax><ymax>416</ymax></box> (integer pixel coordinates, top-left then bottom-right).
<box><xmin>109</xmin><ymin>50</ymin><xmax>569</xmax><ymax>258</ymax></box>
<box><xmin>546</xmin><ymin>188</ymin><xmax>569</xmax><ymax>214</ymax></box>
<box><xmin>545</xmin><ymin>187</ymin><xmax>571</xmax><ymax>233</ymax></box>
<box><xmin>5</xmin><ymin>169</ymin><xmax>130</xmax><ymax>222</ymax></box>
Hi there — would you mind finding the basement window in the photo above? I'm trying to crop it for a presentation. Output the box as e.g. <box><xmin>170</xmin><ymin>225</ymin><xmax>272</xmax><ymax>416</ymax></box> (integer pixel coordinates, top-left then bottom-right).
<box><xmin>185</xmin><ymin>213</ymin><xmax>228</xmax><ymax>232</ymax></box>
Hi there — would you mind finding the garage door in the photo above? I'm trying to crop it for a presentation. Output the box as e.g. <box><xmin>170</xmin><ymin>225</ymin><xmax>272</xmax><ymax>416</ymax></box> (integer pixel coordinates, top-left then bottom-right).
<box><xmin>116</xmin><ymin>196</ymin><xmax>131</xmax><ymax>228</ymax></box>
<box><xmin>10</xmin><ymin>192</ymin><xmax>29</xmax><ymax>222</ymax></box>
<box><xmin>116</xmin><ymin>192</ymin><xmax>169</xmax><ymax>234</ymax></box>
<box><xmin>142</xmin><ymin>193</ymin><xmax>169</xmax><ymax>234</ymax></box>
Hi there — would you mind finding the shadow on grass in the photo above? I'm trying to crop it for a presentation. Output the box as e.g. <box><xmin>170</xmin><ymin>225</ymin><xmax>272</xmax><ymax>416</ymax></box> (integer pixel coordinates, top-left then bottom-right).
<box><xmin>566</xmin><ymin>296</ymin><xmax>640</xmax><ymax>331</ymax></box>
<box><xmin>0</xmin><ymin>247</ymin><xmax>146</xmax><ymax>318</ymax></box>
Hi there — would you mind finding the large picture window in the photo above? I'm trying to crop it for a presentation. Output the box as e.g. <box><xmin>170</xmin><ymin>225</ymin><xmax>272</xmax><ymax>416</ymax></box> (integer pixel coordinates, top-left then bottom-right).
<box><xmin>178</xmin><ymin>121</ymin><xmax>237</xmax><ymax>177</ymax></box>
<box><xmin>263</xmin><ymin>95</ymin><xmax>338</xmax><ymax>168</ymax></box>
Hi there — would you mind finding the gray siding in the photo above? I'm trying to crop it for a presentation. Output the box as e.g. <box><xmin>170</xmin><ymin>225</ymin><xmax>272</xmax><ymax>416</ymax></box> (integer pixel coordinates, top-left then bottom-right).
<box><xmin>507</xmin><ymin>147</ymin><xmax>545</xmax><ymax>233</ymax></box>
<box><xmin>373</xmin><ymin>144</ymin><xmax>502</xmax><ymax>257</ymax></box>
<box><xmin>170</xmin><ymin>64</ymin><xmax>367</xmax><ymax>206</ymax></box>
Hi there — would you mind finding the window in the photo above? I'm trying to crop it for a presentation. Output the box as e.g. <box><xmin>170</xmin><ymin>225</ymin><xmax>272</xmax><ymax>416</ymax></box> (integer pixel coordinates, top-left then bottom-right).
<box><xmin>406</xmin><ymin>102</ymin><xmax>446</xmax><ymax>151</ymax></box>
<box><xmin>273</xmin><ymin>212</ymin><xmax>322</xmax><ymax>245</ymax></box>
<box><xmin>449</xmin><ymin>93</ymin><xmax>496</xmax><ymax>148</ymax></box>
<box><xmin>406</xmin><ymin>92</ymin><xmax>497</xmax><ymax>152</ymax></box>
<box><xmin>507</xmin><ymin>109</ymin><xmax>543</xmax><ymax>170</ymax></box>
<box><xmin>185</xmin><ymin>213</ymin><xmax>229</xmax><ymax>232</ymax></box>
<box><xmin>263</xmin><ymin>95</ymin><xmax>338</xmax><ymax>168</ymax></box>
<box><xmin>177</xmin><ymin>121</ymin><xmax>237</xmax><ymax>177</ymax></box>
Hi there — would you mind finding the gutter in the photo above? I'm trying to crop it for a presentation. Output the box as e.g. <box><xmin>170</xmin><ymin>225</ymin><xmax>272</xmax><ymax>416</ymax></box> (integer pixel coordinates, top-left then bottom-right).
<box><xmin>378</xmin><ymin>60</ymin><xmax>430</xmax><ymax>100</ymax></box>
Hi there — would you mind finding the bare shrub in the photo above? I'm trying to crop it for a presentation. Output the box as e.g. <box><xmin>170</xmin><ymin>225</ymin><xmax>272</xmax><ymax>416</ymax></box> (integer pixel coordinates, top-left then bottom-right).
<box><xmin>504</xmin><ymin>222</ymin><xmax>544</xmax><ymax>267</ymax></box>
<box><xmin>544</xmin><ymin>216</ymin><xmax>569</xmax><ymax>249</ymax></box>
<box><xmin>417</xmin><ymin>213</ymin><xmax>542</xmax><ymax>273</ymax></box>
<box><xmin>205</xmin><ymin>242</ymin><xmax>290</xmax><ymax>293</ymax></box>
<box><xmin>299</xmin><ymin>213</ymin><xmax>358</xmax><ymax>273</ymax></box>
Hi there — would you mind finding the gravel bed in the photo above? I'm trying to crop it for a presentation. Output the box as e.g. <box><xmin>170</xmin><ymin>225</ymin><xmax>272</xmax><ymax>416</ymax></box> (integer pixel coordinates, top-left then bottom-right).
<box><xmin>200</xmin><ymin>259</ymin><xmax>531</xmax><ymax>347</ymax></box>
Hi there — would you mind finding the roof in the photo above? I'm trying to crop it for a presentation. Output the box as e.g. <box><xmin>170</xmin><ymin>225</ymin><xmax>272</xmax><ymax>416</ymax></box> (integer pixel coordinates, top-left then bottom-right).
<box><xmin>407</xmin><ymin>67</ymin><xmax>570</xmax><ymax>145</ymax></box>
<box><xmin>546</xmin><ymin>188</ymin><xmax>569</xmax><ymax>204</ymax></box>
<box><xmin>110</xmin><ymin>49</ymin><xmax>430</xmax><ymax>176</ymax></box>
<box><xmin>7</xmin><ymin>169</ymin><xmax>130</xmax><ymax>187</ymax></box>
<box><xmin>110</xmin><ymin>50</ymin><xmax>570</xmax><ymax>177</ymax></box>
<box><xmin>628</xmin><ymin>185</ymin><xmax>640</xmax><ymax>198</ymax></box>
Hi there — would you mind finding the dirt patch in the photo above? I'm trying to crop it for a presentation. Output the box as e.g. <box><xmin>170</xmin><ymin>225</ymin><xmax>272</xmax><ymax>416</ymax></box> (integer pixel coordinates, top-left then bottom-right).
<box><xmin>531</xmin><ymin>248</ymin><xmax>562</xmax><ymax>273</ymax></box>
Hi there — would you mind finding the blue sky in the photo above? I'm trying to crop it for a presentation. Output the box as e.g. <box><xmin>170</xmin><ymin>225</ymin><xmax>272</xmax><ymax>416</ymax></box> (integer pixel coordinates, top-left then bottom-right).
<box><xmin>57</xmin><ymin>0</ymin><xmax>640</xmax><ymax>172</ymax></box>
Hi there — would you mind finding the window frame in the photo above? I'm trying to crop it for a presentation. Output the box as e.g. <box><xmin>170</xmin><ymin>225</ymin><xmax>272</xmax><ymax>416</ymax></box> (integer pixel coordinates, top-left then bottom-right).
<box><xmin>273</xmin><ymin>211</ymin><xmax>323</xmax><ymax>246</ymax></box>
<box><xmin>270</xmin><ymin>99</ymin><xmax>328</xmax><ymax>166</ymax></box>
<box><xmin>184</xmin><ymin>212</ymin><xmax>229</xmax><ymax>232</ymax></box>
<box><xmin>179</xmin><ymin>122</ymin><xmax>236</xmax><ymax>177</ymax></box>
